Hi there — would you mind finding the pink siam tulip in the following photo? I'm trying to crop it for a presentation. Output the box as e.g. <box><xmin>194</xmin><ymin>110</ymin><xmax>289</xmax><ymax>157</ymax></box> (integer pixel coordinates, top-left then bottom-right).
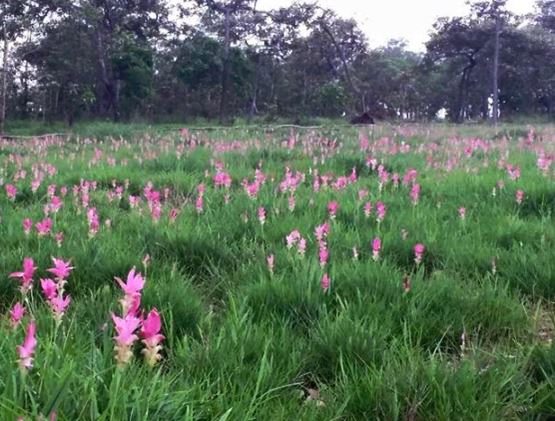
<box><xmin>47</xmin><ymin>258</ymin><xmax>74</xmax><ymax>283</ymax></box>
<box><xmin>314</xmin><ymin>222</ymin><xmax>330</xmax><ymax>243</ymax></box>
<box><xmin>87</xmin><ymin>207</ymin><xmax>100</xmax><ymax>237</ymax></box>
<box><xmin>414</xmin><ymin>243</ymin><xmax>426</xmax><ymax>265</ymax></box>
<box><xmin>112</xmin><ymin>313</ymin><xmax>142</xmax><ymax>367</ymax></box>
<box><xmin>17</xmin><ymin>321</ymin><xmax>37</xmax><ymax>372</ymax></box>
<box><xmin>327</xmin><ymin>201</ymin><xmax>339</xmax><ymax>219</ymax></box>
<box><xmin>115</xmin><ymin>268</ymin><xmax>145</xmax><ymax>315</ymax></box>
<box><xmin>48</xmin><ymin>293</ymin><xmax>71</xmax><ymax>322</ymax></box>
<box><xmin>319</xmin><ymin>245</ymin><xmax>329</xmax><ymax>267</ymax></box>
<box><xmin>288</xmin><ymin>194</ymin><xmax>296</xmax><ymax>212</ymax></box>
<box><xmin>358</xmin><ymin>189</ymin><xmax>369</xmax><ymax>201</ymax></box>
<box><xmin>392</xmin><ymin>173</ymin><xmax>400</xmax><ymax>188</ymax></box>
<box><xmin>195</xmin><ymin>194</ymin><xmax>204</xmax><ymax>214</ymax></box>
<box><xmin>298</xmin><ymin>238</ymin><xmax>307</xmax><ymax>256</ymax></box>
<box><xmin>286</xmin><ymin>230</ymin><xmax>302</xmax><ymax>249</ymax></box>
<box><xmin>213</xmin><ymin>170</ymin><xmax>232</xmax><ymax>189</ymax></box>
<box><xmin>10</xmin><ymin>258</ymin><xmax>37</xmax><ymax>294</ymax></box>
<box><xmin>40</xmin><ymin>278</ymin><xmax>58</xmax><ymax>300</ymax></box>
<box><xmin>402</xmin><ymin>168</ymin><xmax>418</xmax><ymax>186</ymax></box>
<box><xmin>47</xmin><ymin>196</ymin><xmax>63</xmax><ymax>214</ymax></box>
<box><xmin>10</xmin><ymin>302</ymin><xmax>25</xmax><ymax>329</ymax></box>
<box><xmin>410</xmin><ymin>183</ymin><xmax>421</xmax><ymax>205</ymax></box>
<box><xmin>55</xmin><ymin>232</ymin><xmax>64</xmax><ymax>247</ymax></box>
<box><xmin>507</xmin><ymin>165</ymin><xmax>521</xmax><ymax>181</ymax></box>
<box><xmin>243</xmin><ymin>180</ymin><xmax>261</xmax><ymax>199</ymax></box>
<box><xmin>23</xmin><ymin>218</ymin><xmax>33</xmax><ymax>236</ymax></box>
<box><xmin>376</xmin><ymin>201</ymin><xmax>386</xmax><ymax>223</ymax></box>
<box><xmin>321</xmin><ymin>273</ymin><xmax>331</xmax><ymax>293</ymax></box>
<box><xmin>372</xmin><ymin>237</ymin><xmax>382</xmax><ymax>261</ymax></box>
<box><xmin>141</xmin><ymin>309</ymin><xmax>165</xmax><ymax>367</ymax></box>
<box><xmin>363</xmin><ymin>202</ymin><xmax>373</xmax><ymax>218</ymax></box>
<box><xmin>5</xmin><ymin>184</ymin><xmax>17</xmax><ymax>201</ymax></box>
<box><xmin>258</xmin><ymin>207</ymin><xmax>266</xmax><ymax>225</ymax></box>
<box><xmin>458</xmin><ymin>207</ymin><xmax>466</xmax><ymax>220</ymax></box>
<box><xmin>36</xmin><ymin>218</ymin><xmax>53</xmax><ymax>236</ymax></box>
<box><xmin>516</xmin><ymin>189</ymin><xmax>525</xmax><ymax>205</ymax></box>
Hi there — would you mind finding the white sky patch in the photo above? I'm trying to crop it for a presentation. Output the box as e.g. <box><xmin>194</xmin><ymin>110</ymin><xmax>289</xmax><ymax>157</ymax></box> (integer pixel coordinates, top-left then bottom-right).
<box><xmin>256</xmin><ymin>0</ymin><xmax>537</xmax><ymax>51</ymax></box>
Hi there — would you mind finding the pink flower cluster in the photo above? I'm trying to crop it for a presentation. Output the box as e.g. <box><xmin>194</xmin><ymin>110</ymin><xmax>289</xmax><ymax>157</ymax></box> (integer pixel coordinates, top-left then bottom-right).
<box><xmin>285</xmin><ymin>229</ymin><xmax>307</xmax><ymax>256</ymax></box>
<box><xmin>112</xmin><ymin>268</ymin><xmax>164</xmax><ymax>367</ymax></box>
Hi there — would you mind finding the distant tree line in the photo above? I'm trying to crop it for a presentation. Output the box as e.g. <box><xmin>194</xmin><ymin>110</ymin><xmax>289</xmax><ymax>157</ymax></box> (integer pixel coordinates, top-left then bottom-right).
<box><xmin>1</xmin><ymin>0</ymin><xmax>555</xmax><ymax>129</ymax></box>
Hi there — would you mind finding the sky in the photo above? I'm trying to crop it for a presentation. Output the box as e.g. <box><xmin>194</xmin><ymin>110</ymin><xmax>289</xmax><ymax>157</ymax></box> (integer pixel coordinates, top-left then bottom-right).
<box><xmin>255</xmin><ymin>0</ymin><xmax>538</xmax><ymax>51</ymax></box>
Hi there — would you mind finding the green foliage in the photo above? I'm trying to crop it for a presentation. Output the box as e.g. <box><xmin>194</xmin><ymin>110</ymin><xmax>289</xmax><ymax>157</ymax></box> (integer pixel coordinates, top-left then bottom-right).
<box><xmin>1</xmin><ymin>121</ymin><xmax>555</xmax><ymax>418</ymax></box>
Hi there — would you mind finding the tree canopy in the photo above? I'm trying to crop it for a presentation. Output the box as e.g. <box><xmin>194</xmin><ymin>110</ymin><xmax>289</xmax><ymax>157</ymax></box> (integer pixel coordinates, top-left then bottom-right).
<box><xmin>1</xmin><ymin>0</ymin><xmax>554</xmax><ymax>127</ymax></box>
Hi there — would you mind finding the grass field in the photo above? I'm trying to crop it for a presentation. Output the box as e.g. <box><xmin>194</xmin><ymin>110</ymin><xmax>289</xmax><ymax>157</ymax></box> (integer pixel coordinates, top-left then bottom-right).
<box><xmin>1</xmin><ymin>123</ymin><xmax>555</xmax><ymax>420</ymax></box>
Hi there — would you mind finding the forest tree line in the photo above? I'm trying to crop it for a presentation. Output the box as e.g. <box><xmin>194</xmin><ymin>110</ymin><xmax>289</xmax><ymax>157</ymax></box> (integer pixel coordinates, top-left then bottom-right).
<box><xmin>1</xmin><ymin>0</ymin><xmax>555</xmax><ymax>128</ymax></box>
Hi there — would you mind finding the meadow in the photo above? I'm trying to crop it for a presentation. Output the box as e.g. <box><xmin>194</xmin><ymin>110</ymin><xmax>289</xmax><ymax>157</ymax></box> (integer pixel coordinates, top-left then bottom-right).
<box><xmin>1</xmin><ymin>123</ymin><xmax>554</xmax><ymax>420</ymax></box>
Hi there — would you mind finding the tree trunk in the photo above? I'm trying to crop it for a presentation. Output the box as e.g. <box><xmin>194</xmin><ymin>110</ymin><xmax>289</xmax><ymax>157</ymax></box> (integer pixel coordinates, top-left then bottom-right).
<box><xmin>95</xmin><ymin>29</ymin><xmax>118</xmax><ymax>121</ymax></box>
<box><xmin>0</xmin><ymin>27</ymin><xmax>9</xmax><ymax>134</ymax></box>
<box><xmin>219</xmin><ymin>7</ymin><xmax>231</xmax><ymax>124</ymax></box>
<box><xmin>248</xmin><ymin>53</ymin><xmax>261</xmax><ymax>121</ymax></box>
<box><xmin>320</xmin><ymin>21</ymin><xmax>361</xmax><ymax>112</ymax></box>
<box><xmin>492</xmin><ymin>13</ymin><xmax>501</xmax><ymax>125</ymax></box>
<box><xmin>456</xmin><ymin>58</ymin><xmax>476</xmax><ymax>123</ymax></box>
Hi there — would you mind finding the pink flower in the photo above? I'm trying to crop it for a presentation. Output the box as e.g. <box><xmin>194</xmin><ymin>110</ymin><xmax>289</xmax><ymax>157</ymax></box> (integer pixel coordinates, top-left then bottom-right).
<box><xmin>87</xmin><ymin>207</ymin><xmax>100</xmax><ymax>237</ymax></box>
<box><xmin>314</xmin><ymin>222</ymin><xmax>330</xmax><ymax>243</ymax></box>
<box><xmin>141</xmin><ymin>308</ymin><xmax>164</xmax><ymax>366</ymax></box>
<box><xmin>47</xmin><ymin>196</ymin><xmax>63</xmax><ymax>214</ymax></box>
<box><xmin>258</xmin><ymin>207</ymin><xmax>266</xmax><ymax>225</ymax></box>
<box><xmin>36</xmin><ymin>218</ymin><xmax>53</xmax><ymax>236</ymax></box>
<box><xmin>48</xmin><ymin>294</ymin><xmax>71</xmax><ymax>321</ymax></box>
<box><xmin>288</xmin><ymin>194</ymin><xmax>296</xmax><ymax>212</ymax></box>
<box><xmin>10</xmin><ymin>302</ymin><xmax>25</xmax><ymax>329</ymax></box>
<box><xmin>319</xmin><ymin>245</ymin><xmax>329</xmax><ymax>267</ymax></box>
<box><xmin>17</xmin><ymin>321</ymin><xmax>37</xmax><ymax>371</ymax></box>
<box><xmin>376</xmin><ymin>201</ymin><xmax>386</xmax><ymax>223</ymax></box>
<box><xmin>286</xmin><ymin>230</ymin><xmax>301</xmax><ymax>249</ymax></box>
<box><xmin>23</xmin><ymin>218</ymin><xmax>33</xmax><ymax>235</ymax></box>
<box><xmin>112</xmin><ymin>313</ymin><xmax>142</xmax><ymax>366</ymax></box>
<box><xmin>47</xmin><ymin>257</ymin><xmax>74</xmax><ymax>282</ymax></box>
<box><xmin>55</xmin><ymin>232</ymin><xmax>64</xmax><ymax>247</ymax></box>
<box><xmin>458</xmin><ymin>207</ymin><xmax>466</xmax><ymax>220</ymax></box>
<box><xmin>410</xmin><ymin>183</ymin><xmax>421</xmax><ymax>205</ymax></box>
<box><xmin>40</xmin><ymin>278</ymin><xmax>58</xmax><ymax>300</ymax></box>
<box><xmin>327</xmin><ymin>201</ymin><xmax>339</xmax><ymax>219</ymax></box>
<box><xmin>414</xmin><ymin>243</ymin><xmax>425</xmax><ymax>265</ymax></box>
<box><xmin>321</xmin><ymin>273</ymin><xmax>331</xmax><ymax>293</ymax></box>
<box><xmin>516</xmin><ymin>189</ymin><xmax>524</xmax><ymax>205</ymax></box>
<box><xmin>507</xmin><ymin>165</ymin><xmax>521</xmax><ymax>181</ymax></box>
<box><xmin>372</xmin><ymin>237</ymin><xmax>382</xmax><ymax>261</ymax></box>
<box><xmin>5</xmin><ymin>184</ymin><xmax>17</xmax><ymax>201</ymax></box>
<box><xmin>213</xmin><ymin>171</ymin><xmax>232</xmax><ymax>188</ymax></box>
<box><xmin>195</xmin><ymin>194</ymin><xmax>204</xmax><ymax>214</ymax></box>
<box><xmin>10</xmin><ymin>258</ymin><xmax>37</xmax><ymax>294</ymax></box>
<box><xmin>298</xmin><ymin>238</ymin><xmax>307</xmax><ymax>256</ymax></box>
<box><xmin>116</xmin><ymin>268</ymin><xmax>145</xmax><ymax>297</ymax></box>
<box><xmin>364</xmin><ymin>202</ymin><xmax>373</xmax><ymax>218</ymax></box>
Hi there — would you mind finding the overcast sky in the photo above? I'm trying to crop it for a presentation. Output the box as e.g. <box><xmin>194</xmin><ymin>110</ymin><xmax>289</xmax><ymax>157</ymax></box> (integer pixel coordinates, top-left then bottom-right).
<box><xmin>256</xmin><ymin>0</ymin><xmax>537</xmax><ymax>51</ymax></box>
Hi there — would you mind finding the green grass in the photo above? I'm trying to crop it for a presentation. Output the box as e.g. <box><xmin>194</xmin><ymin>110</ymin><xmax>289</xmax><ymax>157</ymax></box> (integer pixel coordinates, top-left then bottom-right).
<box><xmin>1</xmin><ymin>123</ymin><xmax>554</xmax><ymax>419</ymax></box>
